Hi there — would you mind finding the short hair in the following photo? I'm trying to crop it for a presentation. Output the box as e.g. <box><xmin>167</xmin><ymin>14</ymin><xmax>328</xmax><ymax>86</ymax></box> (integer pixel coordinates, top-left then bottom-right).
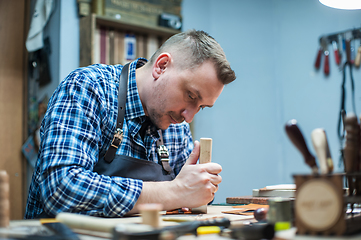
<box><xmin>149</xmin><ymin>29</ymin><xmax>236</xmax><ymax>85</ymax></box>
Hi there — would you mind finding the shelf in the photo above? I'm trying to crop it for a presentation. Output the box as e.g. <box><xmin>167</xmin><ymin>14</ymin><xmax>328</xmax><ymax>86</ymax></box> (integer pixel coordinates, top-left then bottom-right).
<box><xmin>79</xmin><ymin>14</ymin><xmax>180</xmax><ymax>67</ymax></box>
<box><xmin>96</xmin><ymin>15</ymin><xmax>180</xmax><ymax>37</ymax></box>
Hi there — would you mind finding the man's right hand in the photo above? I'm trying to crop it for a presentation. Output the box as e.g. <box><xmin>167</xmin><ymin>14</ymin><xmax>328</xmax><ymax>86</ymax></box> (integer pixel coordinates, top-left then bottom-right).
<box><xmin>128</xmin><ymin>140</ymin><xmax>222</xmax><ymax>214</ymax></box>
<box><xmin>170</xmin><ymin>140</ymin><xmax>222</xmax><ymax>207</ymax></box>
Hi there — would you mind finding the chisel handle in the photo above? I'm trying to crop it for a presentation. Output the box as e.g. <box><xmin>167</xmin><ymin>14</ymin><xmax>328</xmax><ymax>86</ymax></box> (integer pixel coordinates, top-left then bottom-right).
<box><xmin>333</xmin><ymin>41</ymin><xmax>340</xmax><ymax>65</ymax></box>
<box><xmin>311</xmin><ymin>128</ymin><xmax>333</xmax><ymax>174</ymax></box>
<box><xmin>346</xmin><ymin>39</ymin><xmax>352</xmax><ymax>63</ymax></box>
<box><xmin>314</xmin><ymin>48</ymin><xmax>322</xmax><ymax>69</ymax></box>
<box><xmin>355</xmin><ymin>46</ymin><xmax>361</xmax><ymax>68</ymax></box>
<box><xmin>285</xmin><ymin>120</ymin><xmax>318</xmax><ymax>174</ymax></box>
<box><xmin>324</xmin><ymin>51</ymin><xmax>330</xmax><ymax>75</ymax></box>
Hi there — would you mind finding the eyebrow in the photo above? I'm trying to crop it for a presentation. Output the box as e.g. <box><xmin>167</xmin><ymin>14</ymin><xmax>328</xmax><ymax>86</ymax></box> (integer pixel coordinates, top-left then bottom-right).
<box><xmin>194</xmin><ymin>89</ymin><xmax>213</xmax><ymax>108</ymax></box>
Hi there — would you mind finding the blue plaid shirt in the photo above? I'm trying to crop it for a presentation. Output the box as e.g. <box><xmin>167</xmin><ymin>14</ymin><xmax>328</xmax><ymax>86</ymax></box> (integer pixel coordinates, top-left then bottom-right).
<box><xmin>25</xmin><ymin>58</ymin><xmax>193</xmax><ymax>218</ymax></box>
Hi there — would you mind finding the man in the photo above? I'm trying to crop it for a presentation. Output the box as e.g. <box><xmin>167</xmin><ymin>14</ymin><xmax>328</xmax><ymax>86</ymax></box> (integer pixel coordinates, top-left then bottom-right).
<box><xmin>25</xmin><ymin>29</ymin><xmax>236</xmax><ymax>218</ymax></box>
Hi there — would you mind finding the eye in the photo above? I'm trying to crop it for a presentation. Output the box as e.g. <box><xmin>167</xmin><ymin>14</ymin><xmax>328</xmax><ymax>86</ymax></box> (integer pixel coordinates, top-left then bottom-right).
<box><xmin>188</xmin><ymin>92</ymin><xmax>196</xmax><ymax>100</ymax></box>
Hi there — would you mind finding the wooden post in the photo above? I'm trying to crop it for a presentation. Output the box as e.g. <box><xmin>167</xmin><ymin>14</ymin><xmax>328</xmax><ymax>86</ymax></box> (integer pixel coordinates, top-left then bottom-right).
<box><xmin>0</xmin><ymin>171</ymin><xmax>9</xmax><ymax>227</ymax></box>
<box><xmin>139</xmin><ymin>203</ymin><xmax>163</xmax><ymax>228</ymax></box>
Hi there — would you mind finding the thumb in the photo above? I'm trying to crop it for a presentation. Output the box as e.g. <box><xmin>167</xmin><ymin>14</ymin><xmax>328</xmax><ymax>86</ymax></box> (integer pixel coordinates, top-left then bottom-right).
<box><xmin>185</xmin><ymin>140</ymin><xmax>200</xmax><ymax>166</ymax></box>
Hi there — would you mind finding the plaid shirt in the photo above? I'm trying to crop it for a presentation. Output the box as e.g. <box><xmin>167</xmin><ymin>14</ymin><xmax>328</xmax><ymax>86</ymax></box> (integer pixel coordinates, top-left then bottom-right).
<box><xmin>25</xmin><ymin>58</ymin><xmax>193</xmax><ymax>218</ymax></box>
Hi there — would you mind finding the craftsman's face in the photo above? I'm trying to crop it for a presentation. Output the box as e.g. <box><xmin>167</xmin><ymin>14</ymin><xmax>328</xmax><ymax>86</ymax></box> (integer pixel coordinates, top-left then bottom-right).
<box><xmin>147</xmin><ymin>61</ymin><xmax>224</xmax><ymax>130</ymax></box>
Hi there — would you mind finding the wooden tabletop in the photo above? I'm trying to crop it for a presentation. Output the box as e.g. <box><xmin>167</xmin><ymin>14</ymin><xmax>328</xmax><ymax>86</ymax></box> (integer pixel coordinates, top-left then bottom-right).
<box><xmin>1</xmin><ymin>206</ymin><xmax>360</xmax><ymax>240</ymax></box>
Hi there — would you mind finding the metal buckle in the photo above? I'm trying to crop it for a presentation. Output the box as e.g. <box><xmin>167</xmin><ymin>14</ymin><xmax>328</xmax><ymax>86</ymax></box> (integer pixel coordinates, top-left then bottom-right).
<box><xmin>111</xmin><ymin>128</ymin><xmax>123</xmax><ymax>148</ymax></box>
<box><xmin>157</xmin><ymin>145</ymin><xmax>169</xmax><ymax>160</ymax></box>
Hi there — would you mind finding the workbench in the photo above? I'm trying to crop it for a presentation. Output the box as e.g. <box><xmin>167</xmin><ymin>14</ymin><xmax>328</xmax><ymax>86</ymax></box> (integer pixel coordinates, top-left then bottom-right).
<box><xmin>1</xmin><ymin>206</ymin><xmax>361</xmax><ymax>240</ymax></box>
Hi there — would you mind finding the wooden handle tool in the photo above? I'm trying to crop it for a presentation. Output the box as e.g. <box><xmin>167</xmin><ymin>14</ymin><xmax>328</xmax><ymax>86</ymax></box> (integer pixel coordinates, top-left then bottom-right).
<box><xmin>285</xmin><ymin>119</ymin><xmax>318</xmax><ymax>174</ymax></box>
<box><xmin>192</xmin><ymin>138</ymin><xmax>212</xmax><ymax>214</ymax></box>
<box><xmin>343</xmin><ymin>114</ymin><xmax>360</xmax><ymax>195</ymax></box>
<box><xmin>311</xmin><ymin>128</ymin><xmax>333</xmax><ymax>174</ymax></box>
<box><xmin>355</xmin><ymin>45</ymin><xmax>361</xmax><ymax>68</ymax></box>
<box><xmin>56</xmin><ymin>212</ymin><xmax>153</xmax><ymax>233</ymax></box>
<box><xmin>199</xmin><ymin>138</ymin><xmax>212</xmax><ymax>164</ymax></box>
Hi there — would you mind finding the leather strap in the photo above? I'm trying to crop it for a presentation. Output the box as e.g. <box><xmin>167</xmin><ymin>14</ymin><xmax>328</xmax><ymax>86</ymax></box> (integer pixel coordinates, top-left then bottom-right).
<box><xmin>104</xmin><ymin>63</ymin><xmax>130</xmax><ymax>163</ymax></box>
<box><xmin>156</xmin><ymin>130</ymin><xmax>172</xmax><ymax>174</ymax></box>
<box><xmin>104</xmin><ymin>62</ymin><xmax>171</xmax><ymax>174</ymax></box>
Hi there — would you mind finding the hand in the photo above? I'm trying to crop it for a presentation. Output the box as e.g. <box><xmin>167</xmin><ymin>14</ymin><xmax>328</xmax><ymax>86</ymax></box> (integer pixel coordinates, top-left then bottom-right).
<box><xmin>129</xmin><ymin>141</ymin><xmax>222</xmax><ymax>214</ymax></box>
<box><xmin>171</xmin><ymin>140</ymin><xmax>222</xmax><ymax>208</ymax></box>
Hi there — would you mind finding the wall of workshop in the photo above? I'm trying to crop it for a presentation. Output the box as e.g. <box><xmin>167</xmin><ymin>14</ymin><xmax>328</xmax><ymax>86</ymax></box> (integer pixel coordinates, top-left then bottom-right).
<box><xmin>31</xmin><ymin>1</ymin><xmax>361</xmax><ymax>204</ymax></box>
<box><xmin>26</xmin><ymin>0</ymin><xmax>79</xmax><ymax>190</ymax></box>
<box><xmin>182</xmin><ymin>0</ymin><xmax>361</xmax><ymax>203</ymax></box>
<box><xmin>35</xmin><ymin>0</ymin><xmax>79</xmax><ymax>102</ymax></box>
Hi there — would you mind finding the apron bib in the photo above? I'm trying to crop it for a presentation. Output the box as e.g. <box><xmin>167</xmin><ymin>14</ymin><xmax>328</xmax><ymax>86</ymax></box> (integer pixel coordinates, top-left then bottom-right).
<box><xmin>94</xmin><ymin>153</ymin><xmax>175</xmax><ymax>181</ymax></box>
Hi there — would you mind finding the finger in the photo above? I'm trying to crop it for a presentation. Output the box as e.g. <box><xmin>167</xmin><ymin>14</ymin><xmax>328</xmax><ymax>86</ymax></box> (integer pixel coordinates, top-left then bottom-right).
<box><xmin>184</xmin><ymin>140</ymin><xmax>200</xmax><ymax>166</ymax></box>
<box><xmin>213</xmin><ymin>184</ymin><xmax>219</xmax><ymax>193</ymax></box>
<box><xmin>209</xmin><ymin>174</ymin><xmax>222</xmax><ymax>186</ymax></box>
<box><xmin>203</xmin><ymin>162</ymin><xmax>222</xmax><ymax>174</ymax></box>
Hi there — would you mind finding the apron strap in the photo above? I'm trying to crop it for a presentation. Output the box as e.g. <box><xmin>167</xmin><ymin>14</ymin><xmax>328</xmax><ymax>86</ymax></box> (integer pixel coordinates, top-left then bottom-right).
<box><xmin>156</xmin><ymin>130</ymin><xmax>172</xmax><ymax>174</ymax></box>
<box><xmin>104</xmin><ymin>63</ymin><xmax>130</xmax><ymax>163</ymax></box>
<box><xmin>104</xmin><ymin>62</ymin><xmax>172</xmax><ymax>174</ymax></box>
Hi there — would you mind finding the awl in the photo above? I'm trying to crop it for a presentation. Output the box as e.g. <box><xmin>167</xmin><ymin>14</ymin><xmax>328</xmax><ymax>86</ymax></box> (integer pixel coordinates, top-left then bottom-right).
<box><xmin>285</xmin><ymin>119</ymin><xmax>318</xmax><ymax>174</ymax></box>
<box><xmin>311</xmin><ymin>128</ymin><xmax>333</xmax><ymax>174</ymax></box>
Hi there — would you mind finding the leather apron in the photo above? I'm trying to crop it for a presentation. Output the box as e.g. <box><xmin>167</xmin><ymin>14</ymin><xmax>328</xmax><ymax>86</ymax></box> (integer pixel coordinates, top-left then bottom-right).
<box><xmin>36</xmin><ymin>63</ymin><xmax>175</xmax><ymax>218</ymax></box>
<box><xmin>94</xmin><ymin>62</ymin><xmax>175</xmax><ymax>181</ymax></box>
<box><xmin>94</xmin><ymin>152</ymin><xmax>175</xmax><ymax>181</ymax></box>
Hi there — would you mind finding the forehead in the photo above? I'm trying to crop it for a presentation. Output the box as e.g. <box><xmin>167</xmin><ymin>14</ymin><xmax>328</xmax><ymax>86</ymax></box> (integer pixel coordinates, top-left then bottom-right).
<box><xmin>181</xmin><ymin>61</ymin><xmax>224</xmax><ymax>104</ymax></box>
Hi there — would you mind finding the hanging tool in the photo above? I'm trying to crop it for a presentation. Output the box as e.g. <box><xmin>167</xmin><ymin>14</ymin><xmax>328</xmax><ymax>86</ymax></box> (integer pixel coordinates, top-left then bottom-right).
<box><xmin>314</xmin><ymin>37</ymin><xmax>330</xmax><ymax>75</ymax></box>
<box><xmin>311</xmin><ymin>128</ymin><xmax>334</xmax><ymax>174</ymax></box>
<box><xmin>345</xmin><ymin>31</ymin><xmax>353</xmax><ymax>64</ymax></box>
<box><xmin>322</xmin><ymin>37</ymin><xmax>330</xmax><ymax>75</ymax></box>
<box><xmin>328</xmin><ymin>34</ymin><xmax>341</xmax><ymax>65</ymax></box>
<box><xmin>338</xmin><ymin>34</ymin><xmax>344</xmax><ymax>65</ymax></box>
<box><xmin>354</xmin><ymin>30</ymin><xmax>361</xmax><ymax>68</ymax></box>
<box><xmin>355</xmin><ymin>42</ymin><xmax>361</xmax><ymax>68</ymax></box>
<box><xmin>314</xmin><ymin>38</ymin><xmax>323</xmax><ymax>70</ymax></box>
<box><xmin>285</xmin><ymin>119</ymin><xmax>318</xmax><ymax>174</ymax></box>
<box><xmin>332</xmin><ymin>40</ymin><xmax>341</xmax><ymax>65</ymax></box>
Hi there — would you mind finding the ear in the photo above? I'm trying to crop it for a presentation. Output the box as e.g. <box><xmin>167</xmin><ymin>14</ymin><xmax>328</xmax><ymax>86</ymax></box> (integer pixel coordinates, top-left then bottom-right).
<box><xmin>152</xmin><ymin>53</ymin><xmax>171</xmax><ymax>80</ymax></box>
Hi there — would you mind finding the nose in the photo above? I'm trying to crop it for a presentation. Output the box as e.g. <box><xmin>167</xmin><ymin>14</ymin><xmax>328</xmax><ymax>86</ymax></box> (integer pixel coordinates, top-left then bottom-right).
<box><xmin>181</xmin><ymin>107</ymin><xmax>199</xmax><ymax>123</ymax></box>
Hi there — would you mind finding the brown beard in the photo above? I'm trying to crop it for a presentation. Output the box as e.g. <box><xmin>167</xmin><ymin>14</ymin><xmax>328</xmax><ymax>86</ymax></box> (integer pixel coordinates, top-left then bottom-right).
<box><xmin>148</xmin><ymin>110</ymin><xmax>184</xmax><ymax>130</ymax></box>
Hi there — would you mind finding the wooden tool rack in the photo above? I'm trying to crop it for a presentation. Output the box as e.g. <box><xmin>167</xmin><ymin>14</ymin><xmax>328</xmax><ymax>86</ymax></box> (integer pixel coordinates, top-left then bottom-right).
<box><xmin>293</xmin><ymin>173</ymin><xmax>361</xmax><ymax>236</ymax></box>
